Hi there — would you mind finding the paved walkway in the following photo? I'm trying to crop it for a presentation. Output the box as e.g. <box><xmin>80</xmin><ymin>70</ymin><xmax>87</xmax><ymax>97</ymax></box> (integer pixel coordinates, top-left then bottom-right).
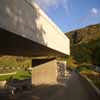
<box><xmin>0</xmin><ymin>72</ymin><xmax>16</xmax><ymax>76</ymax></box>
<box><xmin>31</xmin><ymin>71</ymin><xmax>100</xmax><ymax>100</ymax></box>
<box><xmin>48</xmin><ymin>71</ymin><xmax>100</xmax><ymax>100</ymax></box>
<box><xmin>0</xmin><ymin>71</ymin><xmax>100</xmax><ymax>100</ymax></box>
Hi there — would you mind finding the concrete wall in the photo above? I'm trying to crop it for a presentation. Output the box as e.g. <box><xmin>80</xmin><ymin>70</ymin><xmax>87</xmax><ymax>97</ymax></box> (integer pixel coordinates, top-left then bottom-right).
<box><xmin>0</xmin><ymin>0</ymin><xmax>70</xmax><ymax>56</ymax></box>
<box><xmin>32</xmin><ymin>59</ymin><xmax>58</xmax><ymax>85</ymax></box>
<box><xmin>0</xmin><ymin>81</ymin><xmax>6</xmax><ymax>88</ymax></box>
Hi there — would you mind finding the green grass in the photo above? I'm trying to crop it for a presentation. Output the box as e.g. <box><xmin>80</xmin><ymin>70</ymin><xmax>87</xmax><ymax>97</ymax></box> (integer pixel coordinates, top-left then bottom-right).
<box><xmin>13</xmin><ymin>71</ymin><xmax>31</xmax><ymax>80</ymax></box>
<box><xmin>0</xmin><ymin>75</ymin><xmax>11</xmax><ymax>81</ymax></box>
<box><xmin>0</xmin><ymin>70</ymin><xmax>31</xmax><ymax>81</ymax></box>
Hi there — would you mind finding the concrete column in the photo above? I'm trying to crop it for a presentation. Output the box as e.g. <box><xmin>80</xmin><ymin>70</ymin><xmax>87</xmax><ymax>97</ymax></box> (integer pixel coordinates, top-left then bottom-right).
<box><xmin>32</xmin><ymin>58</ymin><xmax>58</xmax><ymax>85</ymax></box>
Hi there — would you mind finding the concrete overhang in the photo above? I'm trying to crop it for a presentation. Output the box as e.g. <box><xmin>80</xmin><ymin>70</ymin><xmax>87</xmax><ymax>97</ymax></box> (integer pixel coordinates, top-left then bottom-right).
<box><xmin>0</xmin><ymin>0</ymin><xmax>70</xmax><ymax>57</ymax></box>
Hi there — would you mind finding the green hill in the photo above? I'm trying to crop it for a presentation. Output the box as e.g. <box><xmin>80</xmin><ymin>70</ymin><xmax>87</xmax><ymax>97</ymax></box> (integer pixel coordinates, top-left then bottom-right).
<box><xmin>0</xmin><ymin>56</ymin><xmax>32</xmax><ymax>73</ymax></box>
<box><xmin>66</xmin><ymin>24</ymin><xmax>100</xmax><ymax>66</ymax></box>
<box><xmin>66</xmin><ymin>24</ymin><xmax>100</xmax><ymax>45</ymax></box>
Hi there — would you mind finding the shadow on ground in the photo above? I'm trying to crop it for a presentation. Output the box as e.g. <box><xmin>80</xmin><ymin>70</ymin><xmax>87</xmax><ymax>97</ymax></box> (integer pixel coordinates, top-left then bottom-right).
<box><xmin>0</xmin><ymin>84</ymin><xmax>66</xmax><ymax>100</ymax></box>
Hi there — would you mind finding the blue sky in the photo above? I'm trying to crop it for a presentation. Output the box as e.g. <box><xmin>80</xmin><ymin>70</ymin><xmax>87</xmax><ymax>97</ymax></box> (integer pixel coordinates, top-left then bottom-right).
<box><xmin>35</xmin><ymin>0</ymin><xmax>100</xmax><ymax>32</ymax></box>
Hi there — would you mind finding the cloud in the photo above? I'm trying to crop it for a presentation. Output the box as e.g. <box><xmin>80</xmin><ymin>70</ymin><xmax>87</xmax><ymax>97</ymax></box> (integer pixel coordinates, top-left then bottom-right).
<box><xmin>35</xmin><ymin>0</ymin><xmax>70</xmax><ymax>14</ymax></box>
<box><xmin>90</xmin><ymin>8</ymin><xmax>99</xmax><ymax>16</ymax></box>
<box><xmin>76</xmin><ymin>8</ymin><xmax>100</xmax><ymax>24</ymax></box>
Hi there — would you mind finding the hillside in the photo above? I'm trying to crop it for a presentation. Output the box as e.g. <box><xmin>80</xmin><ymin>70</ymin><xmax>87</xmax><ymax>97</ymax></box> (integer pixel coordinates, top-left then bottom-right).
<box><xmin>66</xmin><ymin>24</ymin><xmax>100</xmax><ymax>45</ymax></box>
<box><xmin>66</xmin><ymin>24</ymin><xmax>100</xmax><ymax>66</ymax></box>
<box><xmin>0</xmin><ymin>56</ymin><xmax>32</xmax><ymax>80</ymax></box>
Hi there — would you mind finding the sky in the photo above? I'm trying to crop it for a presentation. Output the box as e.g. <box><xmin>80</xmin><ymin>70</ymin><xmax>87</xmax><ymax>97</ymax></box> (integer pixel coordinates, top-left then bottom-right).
<box><xmin>35</xmin><ymin>0</ymin><xmax>100</xmax><ymax>32</ymax></box>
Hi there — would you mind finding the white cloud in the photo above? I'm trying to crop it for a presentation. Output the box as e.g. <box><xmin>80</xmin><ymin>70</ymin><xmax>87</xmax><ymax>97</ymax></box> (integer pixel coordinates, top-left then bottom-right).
<box><xmin>90</xmin><ymin>8</ymin><xmax>99</xmax><ymax>16</ymax></box>
<box><xmin>35</xmin><ymin>0</ymin><xmax>70</xmax><ymax>14</ymax></box>
<box><xmin>73</xmin><ymin>8</ymin><xmax>100</xmax><ymax>26</ymax></box>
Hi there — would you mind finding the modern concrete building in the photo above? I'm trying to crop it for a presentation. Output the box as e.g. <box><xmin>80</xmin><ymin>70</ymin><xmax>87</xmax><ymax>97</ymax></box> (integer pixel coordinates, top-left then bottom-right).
<box><xmin>0</xmin><ymin>0</ymin><xmax>70</xmax><ymax>85</ymax></box>
<box><xmin>0</xmin><ymin>0</ymin><xmax>70</xmax><ymax>57</ymax></box>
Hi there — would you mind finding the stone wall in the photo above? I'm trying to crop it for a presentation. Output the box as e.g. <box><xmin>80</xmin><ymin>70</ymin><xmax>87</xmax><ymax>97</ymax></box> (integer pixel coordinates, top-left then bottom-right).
<box><xmin>32</xmin><ymin>59</ymin><xmax>69</xmax><ymax>85</ymax></box>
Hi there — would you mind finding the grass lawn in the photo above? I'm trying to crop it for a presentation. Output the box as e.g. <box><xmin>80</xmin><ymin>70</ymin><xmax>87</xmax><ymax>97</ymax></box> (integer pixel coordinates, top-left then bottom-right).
<box><xmin>0</xmin><ymin>70</ymin><xmax>31</xmax><ymax>81</ymax></box>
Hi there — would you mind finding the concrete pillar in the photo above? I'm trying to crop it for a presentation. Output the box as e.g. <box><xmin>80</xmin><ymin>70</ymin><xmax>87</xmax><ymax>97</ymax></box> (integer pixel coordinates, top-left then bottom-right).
<box><xmin>32</xmin><ymin>58</ymin><xmax>58</xmax><ymax>85</ymax></box>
